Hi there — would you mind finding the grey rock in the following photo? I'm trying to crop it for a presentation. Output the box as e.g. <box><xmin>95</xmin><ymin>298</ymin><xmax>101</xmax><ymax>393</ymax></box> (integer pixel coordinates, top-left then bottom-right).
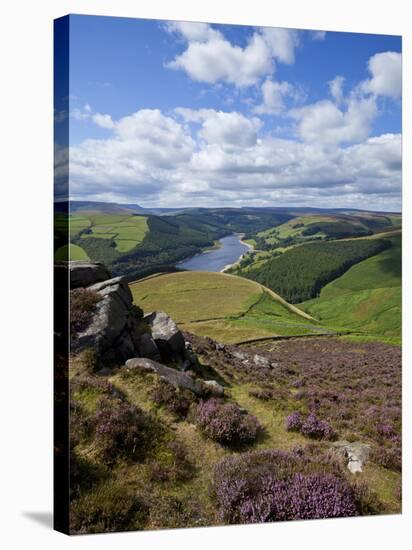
<box><xmin>203</xmin><ymin>380</ymin><xmax>225</xmax><ymax>397</ymax></box>
<box><xmin>69</xmin><ymin>261</ymin><xmax>111</xmax><ymax>289</ymax></box>
<box><xmin>215</xmin><ymin>342</ymin><xmax>226</xmax><ymax>351</ymax></box>
<box><xmin>72</xmin><ymin>275</ymin><xmax>141</xmax><ymax>366</ymax></box>
<box><xmin>144</xmin><ymin>311</ymin><xmax>185</xmax><ymax>360</ymax></box>
<box><xmin>135</xmin><ymin>332</ymin><xmax>160</xmax><ymax>360</ymax></box>
<box><xmin>125</xmin><ymin>357</ymin><xmax>204</xmax><ymax>396</ymax></box>
<box><xmin>232</xmin><ymin>350</ymin><xmax>248</xmax><ymax>361</ymax></box>
<box><xmin>333</xmin><ymin>440</ymin><xmax>371</xmax><ymax>474</ymax></box>
<box><xmin>89</xmin><ymin>276</ymin><xmax>133</xmax><ymax>307</ymax></box>
<box><xmin>253</xmin><ymin>354</ymin><xmax>271</xmax><ymax>368</ymax></box>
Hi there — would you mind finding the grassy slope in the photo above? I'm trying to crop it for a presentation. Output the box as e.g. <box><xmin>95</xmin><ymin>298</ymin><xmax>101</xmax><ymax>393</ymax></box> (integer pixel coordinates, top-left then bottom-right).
<box><xmin>54</xmin><ymin>243</ymin><xmax>89</xmax><ymax>261</ymax></box>
<box><xmin>130</xmin><ymin>271</ymin><xmax>328</xmax><ymax>344</ymax></box>
<box><xmin>300</xmin><ymin>235</ymin><xmax>401</xmax><ymax>343</ymax></box>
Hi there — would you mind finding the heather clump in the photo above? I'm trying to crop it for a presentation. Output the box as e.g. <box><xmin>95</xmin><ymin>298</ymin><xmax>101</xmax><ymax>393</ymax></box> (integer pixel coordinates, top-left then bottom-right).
<box><xmin>92</xmin><ymin>396</ymin><xmax>152</xmax><ymax>464</ymax></box>
<box><xmin>70</xmin><ymin>288</ymin><xmax>101</xmax><ymax>334</ymax></box>
<box><xmin>213</xmin><ymin>448</ymin><xmax>357</xmax><ymax>524</ymax></box>
<box><xmin>196</xmin><ymin>398</ymin><xmax>261</xmax><ymax>446</ymax></box>
<box><xmin>370</xmin><ymin>443</ymin><xmax>401</xmax><ymax>472</ymax></box>
<box><xmin>285</xmin><ymin>411</ymin><xmax>303</xmax><ymax>432</ymax></box>
<box><xmin>301</xmin><ymin>413</ymin><xmax>336</xmax><ymax>440</ymax></box>
<box><xmin>150</xmin><ymin>378</ymin><xmax>196</xmax><ymax>418</ymax></box>
<box><xmin>286</xmin><ymin>411</ymin><xmax>336</xmax><ymax>440</ymax></box>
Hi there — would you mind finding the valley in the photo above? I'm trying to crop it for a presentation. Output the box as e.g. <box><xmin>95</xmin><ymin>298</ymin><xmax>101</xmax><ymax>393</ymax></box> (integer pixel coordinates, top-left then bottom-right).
<box><xmin>57</xmin><ymin>201</ymin><xmax>401</xmax><ymax>345</ymax></box>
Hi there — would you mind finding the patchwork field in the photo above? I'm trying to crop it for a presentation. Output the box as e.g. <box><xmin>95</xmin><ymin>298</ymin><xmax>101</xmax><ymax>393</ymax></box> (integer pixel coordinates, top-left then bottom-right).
<box><xmin>130</xmin><ymin>271</ymin><xmax>329</xmax><ymax>344</ymax></box>
<box><xmin>79</xmin><ymin>214</ymin><xmax>149</xmax><ymax>252</ymax></box>
<box><xmin>255</xmin><ymin>213</ymin><xmax>382</xmax><ymax>246</ymax></box>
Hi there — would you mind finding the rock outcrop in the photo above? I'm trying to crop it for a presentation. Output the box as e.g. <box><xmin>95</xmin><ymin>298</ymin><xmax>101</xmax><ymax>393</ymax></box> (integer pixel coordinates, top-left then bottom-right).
<box><xmin>125</xmin><ymin>357</ymin><xmax>204</xmax><ymax>396</ymax></box>
<box><xmin>144</xmin><ymin>311</ymin><xmax>198</xmax><ymax>369</ymax></box>
<box><xmin>69</xmin><ymin>261</ymin><xmax>159</xmax><ymax>366</ymax></box>
<box><xmin>70</xmin><ymin>261</ymin><xmax>111</xmax><ymax>289</ymax></box>
<box><xmin>69</xmin><ymin>261</ymin><xmax>195</xmax><ymax>370</ymax></box>
<box><xmin>144</xmin><ymin>311</ymin><xmax>185</xmax><ymax>360</ymax></box>
<box><xmin>333</xmin><ymin>440</ymin><xmax>371</xmax><ymax>474</ymax></box>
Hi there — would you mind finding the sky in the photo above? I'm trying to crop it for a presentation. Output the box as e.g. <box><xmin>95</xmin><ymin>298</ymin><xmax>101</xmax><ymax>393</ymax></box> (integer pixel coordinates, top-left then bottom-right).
<box><xmin>56</xmin><ymin>15</ymin><xmax>402</xmax><ymax>211</ymax></box>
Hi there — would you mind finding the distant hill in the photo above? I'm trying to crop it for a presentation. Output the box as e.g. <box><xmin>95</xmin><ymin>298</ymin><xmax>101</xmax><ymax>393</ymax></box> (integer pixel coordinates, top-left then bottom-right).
<box><xmin>55</xmin><ymin>200</ymin><xmax>146</xmax><ymax>215</ymax></box>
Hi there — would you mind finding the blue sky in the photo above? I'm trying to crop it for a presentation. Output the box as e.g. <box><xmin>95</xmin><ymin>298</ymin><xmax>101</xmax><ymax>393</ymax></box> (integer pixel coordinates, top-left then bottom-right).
<box><xmin>60</xmin><ymin>14</ymin><xmax>402</xmax><ymax>210</ymax></box>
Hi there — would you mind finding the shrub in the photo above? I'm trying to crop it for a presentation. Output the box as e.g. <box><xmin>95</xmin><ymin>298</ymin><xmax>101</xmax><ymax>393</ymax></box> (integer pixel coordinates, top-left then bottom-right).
<box><xmin>196</xmin><ymin>398</ymin><xmax>261</xmax><ymax>446</ymax></box>
<box><xmin>286</xmin><ymin>411</ymin><xmax>335</xmax><ymax>440</ymax></box>
<box><xmin>376</xmin><ymin>423</ymin><xmax>396</xmax><ymax>439</ymax></box>
<box><xmin>351</xmin><ymin>482</ymin><xmax>383</xmax><ymax>515</ymax></box>
<box><xmin>285</xmin><ymin>411</ymin><xmax>303</xmax><ymax>432</ymax></box>
<box><xmin>213</xmin><ymin>449</ymin><xmax>357</xmax><ymax>524</ymax></box>
<box><xmin>70</xmin><ymin>481</ymin><xmax>148</xmax><ymax>534</ymax></box>
<box><xmin>70</xmin><ymin>288</ymin><xmax>101</xmax><ymax>334</ymax></box>
<box><xmin>93</xmin><ymin>397</ymin><xmax>150</xmax><ymax>464</ymax></box>
<box><xmin>150</xmin><ymin>378</ymin><xmax>195</xmax><ymax>418</ymax></box>
<box><xmin>370</xmin><ymin>444</ymin><xmax>402</xmax><ymax>472</ymax></box>
<box><xmin>301</xmin><ymin>413</ymin><xmax>336</xmax><ymax>440</ymax></box>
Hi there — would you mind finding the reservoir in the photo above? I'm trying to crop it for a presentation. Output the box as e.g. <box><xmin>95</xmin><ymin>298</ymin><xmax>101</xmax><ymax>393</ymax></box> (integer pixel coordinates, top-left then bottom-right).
<box><xmin>178</xmin><ymin>234</ymin><xmax>250</xmax><ymax>272</ymax></box>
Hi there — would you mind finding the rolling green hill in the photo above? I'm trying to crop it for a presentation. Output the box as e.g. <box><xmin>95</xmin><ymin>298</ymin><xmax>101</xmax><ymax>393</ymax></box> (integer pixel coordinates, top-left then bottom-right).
<box><xmin>300</xmin><ymin>235</ymin><xmax>401</xmax><ymax>344</ymax></box>
<box><xmin>249</xmin><ymin>212</ymin><xmax>397</xmax><ymax>251</ymax></box>
<box><xmin>236</xmin><ymin>238</ymin><xmax>390</xmax><ymax>303</ymax></box>
<box><xmin>54</xmin><ymin>243</ymin><xmax>89</xmax><ymax>261</ymax></box>
<box><xmin>130</xmin><ymin>271</ymin><xmax>329</xmax><ymax>344</ymax></box>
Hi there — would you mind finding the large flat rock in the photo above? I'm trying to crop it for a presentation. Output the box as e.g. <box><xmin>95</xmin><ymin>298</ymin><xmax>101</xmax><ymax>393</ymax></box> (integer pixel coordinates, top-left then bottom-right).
<box><xmin>125</xmin><ymin>357</ymin><xmax>204</xmax><ymax>396</ymax></box>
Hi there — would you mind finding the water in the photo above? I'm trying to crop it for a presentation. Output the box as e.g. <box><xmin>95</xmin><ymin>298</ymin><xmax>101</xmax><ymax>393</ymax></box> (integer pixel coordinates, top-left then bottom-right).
<box><xmin>178</xmin><ymin>234</ymin><xmax>250</xmax><ymax>272</ymax></box>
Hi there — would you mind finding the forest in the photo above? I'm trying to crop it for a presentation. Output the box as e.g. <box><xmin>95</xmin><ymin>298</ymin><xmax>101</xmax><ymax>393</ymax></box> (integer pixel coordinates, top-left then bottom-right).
<box><xmin>241</xmin><ymin>238</ymin><xmax>391</xmax><ymax>303</ymax></box>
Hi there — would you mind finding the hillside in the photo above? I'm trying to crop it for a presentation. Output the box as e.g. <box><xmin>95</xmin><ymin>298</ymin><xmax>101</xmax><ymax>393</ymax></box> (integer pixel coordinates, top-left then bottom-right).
<box><xmin>55</xmin><ymin>203</ymin><xmax>401</xmax><ymax>285</ymax></box>
<box><xmin>67</xmin><ymin>261</ymin><xmax>401</xmax><ymax>533</ymax></box>
<box><xmin>130</xmin><ymin>271</ymin><xmax>329</xmax><ymax>344</ymax></box>
<box><xmin>236</xmin><ymin>238</ymin><xmax>391</xmax><ymax>303</ymax></box>
<box><xmin>300</xmin><ymin>235</ymin><xmax>401</xmax><ymax>344</ymax></box>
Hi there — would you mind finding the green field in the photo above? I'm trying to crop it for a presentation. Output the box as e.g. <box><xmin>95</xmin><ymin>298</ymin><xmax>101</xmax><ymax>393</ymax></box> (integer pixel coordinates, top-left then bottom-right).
<box><xmin>78</xmin><ymin>214</ymin><xmax>148</xmax><ymax>252</ymax></box>
<box><xmin>54</xmin><ymin>243</ymin><xmax>89</xmax><ymax>261</ymax></box>
<box><xmin>301</xmin><ymin>235</ymin><xmax>401</xmax><ymax>343</ymax></box>
<box><xmin>130</xmin><ymin>271</ymin><xmax>329</xmax><ymax>344</ymax></box>
<box><xmin>255</xmin><ymin>213</ymin><xmax>379</xmax><ymax>246</ymax></box>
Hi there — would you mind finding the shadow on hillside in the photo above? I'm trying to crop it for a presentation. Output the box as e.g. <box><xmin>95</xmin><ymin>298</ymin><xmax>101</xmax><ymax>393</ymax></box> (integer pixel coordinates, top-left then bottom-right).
<box><xmin>377</xmin><ymin>248</ymin><xmax>401</xmax><ymax>279</ymax></box>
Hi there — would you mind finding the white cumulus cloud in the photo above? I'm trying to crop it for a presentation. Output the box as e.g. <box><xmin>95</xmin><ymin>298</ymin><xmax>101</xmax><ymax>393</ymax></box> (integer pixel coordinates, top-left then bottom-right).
<box><xmin>329</xmin><ymin>75</ymin><xmax>345</xmax><ymax>105</ymax></box>
<box><xmin>289</xmin><ymin>96</ymin><xmax>377</xmax><ymax>145</ymax></box>
<box><xmin>254</xmin><ymin>79</ymin><xmax>296</xmax><ymax>115</ymax></box>
<box><xmin>361</xmin><ymin>51</ymin><xmax>402</xmax><ymax>98</ymax></box>
<box><xmin>166</xmin><ymin>24</ymin><xmax>298</xmax><ymax>86</ymax></box>
<box><xmin>68</xmin><ymin>106</ymin><xmax>401</xmax><ymax>211</ymax></box>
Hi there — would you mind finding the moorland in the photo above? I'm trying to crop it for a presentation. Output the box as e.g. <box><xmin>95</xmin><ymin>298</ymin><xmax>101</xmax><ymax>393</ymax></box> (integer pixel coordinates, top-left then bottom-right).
<box><xmin>62</xmin><ymin>201</ymin><xmax>402</xmax><ymax>532</ymax></box>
